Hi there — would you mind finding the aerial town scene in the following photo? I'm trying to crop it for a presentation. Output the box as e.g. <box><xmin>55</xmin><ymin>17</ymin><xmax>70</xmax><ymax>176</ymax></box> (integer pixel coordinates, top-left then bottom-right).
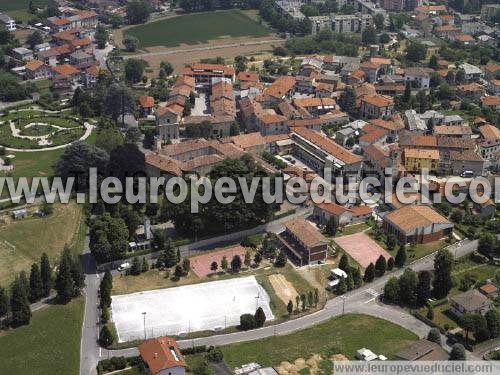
<box><xmin>0</xmin><ymin>0</ymin><xmax>499</xmax><ymax>374</ymax></box>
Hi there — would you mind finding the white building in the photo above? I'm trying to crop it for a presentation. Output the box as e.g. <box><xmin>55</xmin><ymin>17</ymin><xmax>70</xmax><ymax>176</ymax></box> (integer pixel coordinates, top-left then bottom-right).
<box><xmin>0</xmin><ymin>13</ymin><xmax>16</xmax><ymax>31</ymax></box>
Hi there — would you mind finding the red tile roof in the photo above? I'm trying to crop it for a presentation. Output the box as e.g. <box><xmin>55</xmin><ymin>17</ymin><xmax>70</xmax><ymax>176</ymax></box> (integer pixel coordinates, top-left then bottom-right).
<box><xmin>139</xmin><ymin>95</ymin><xmax>155</xmax><ymax>108</ymax></box>
<box><xmin>139</xmin><ymin>337</ymin><xmax>186</xmax><ymax>375</ymax></box>
<box><xmin>52</xmin><ymin>64</ymin><xmax>79</xmax><ymax>76</ymax></box>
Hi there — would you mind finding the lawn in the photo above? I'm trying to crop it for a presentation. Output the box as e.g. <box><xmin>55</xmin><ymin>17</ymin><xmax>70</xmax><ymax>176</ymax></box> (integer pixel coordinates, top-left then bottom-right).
<box><xmin>221</xmin><ymin>314</ymin><xmax>418</xmax><ymax>368</ymax></box>
<box><xmin>0</xmin><ymin>0</ymin><xmax>47</xmax><ymax>12</ymax></box>
<box><xmin>0</xmin><ymin>202</ymin><xmax>84</xmax><ymax>286</ymax></box>
<box><xmin>0</xmin><ymin>297</ymin><xmax>84</xmax><ymax>375</ymax></box>
<box><xmin>124</xmin><ymin>10</ymin><xmax>270</xmax><ymax>48</ymax></box>
<box><xmin>334</xmin><ymin>222</ymin><xmax>370</xmax><ymax>237</ymax></box>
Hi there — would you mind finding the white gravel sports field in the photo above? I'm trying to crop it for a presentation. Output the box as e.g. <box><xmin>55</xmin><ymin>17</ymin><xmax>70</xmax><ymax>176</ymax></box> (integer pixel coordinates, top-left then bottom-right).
<box><xmin>111</xmin><ymin>276</ymin><xmax>275</xmax><ymax>342</ymax></box>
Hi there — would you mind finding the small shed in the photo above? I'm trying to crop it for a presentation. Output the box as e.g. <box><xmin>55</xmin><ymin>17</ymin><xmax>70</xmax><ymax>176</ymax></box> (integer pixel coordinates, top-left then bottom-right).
<box><xmin>12</xmin><ymin>208</ymin><xmax>28</xmax><ymax>220</ymax></box>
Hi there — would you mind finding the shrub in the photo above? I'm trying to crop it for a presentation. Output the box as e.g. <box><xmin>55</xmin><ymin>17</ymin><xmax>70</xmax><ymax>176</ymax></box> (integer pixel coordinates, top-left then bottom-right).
<box><xmin>239</xmin><ymin>313</ymin><xmax>256</xmax><ymax>330</ymax></box>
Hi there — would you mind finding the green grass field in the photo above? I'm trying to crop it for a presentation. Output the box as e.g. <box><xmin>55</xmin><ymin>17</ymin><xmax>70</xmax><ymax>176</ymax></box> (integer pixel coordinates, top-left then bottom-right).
<box><xmin>124</xmin><ymin>10</ymin><xmax>270</xmax><ymax>48</ymax></box>
<box><xmin>221</xmin><ymin>314</ymin><xmax>418</xmax><ymax>368</ymax></box>
<box><xmin>0</xmin><ymin>0</ymin><xmax>47</xmax><ymax>12</ymax></box>
<box><xmin>0</xmin><ymin>202</ymin><xmax>84</xmax><ymax>286</ymax></box>
<box><xmin>0</xmin><ymin>297</ymin><xmax>84</xmax><ymax>375</ymax></box>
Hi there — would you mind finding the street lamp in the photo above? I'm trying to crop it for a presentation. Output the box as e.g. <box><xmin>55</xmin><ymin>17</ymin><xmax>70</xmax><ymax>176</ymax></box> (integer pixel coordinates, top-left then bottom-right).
<box><xmin>142</xmin><ymin>312</ymin><xmax>147</xmax><ymax>340</ymax></box>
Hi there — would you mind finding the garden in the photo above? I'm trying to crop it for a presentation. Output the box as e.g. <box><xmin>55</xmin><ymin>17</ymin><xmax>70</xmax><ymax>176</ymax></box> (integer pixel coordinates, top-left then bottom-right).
<box><xmin>0</xmin><ymin>108</ymin><xmax>87</xmax><ymax>149</ymax></box>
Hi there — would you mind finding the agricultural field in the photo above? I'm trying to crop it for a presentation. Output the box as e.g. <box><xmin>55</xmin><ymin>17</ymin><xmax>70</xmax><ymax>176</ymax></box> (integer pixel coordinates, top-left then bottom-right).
<box><xmin>0</xmin><ymin>202</ymin><xmax>84</xmax><ymax>286</ymax></box>
<box><xmin>124</xmin><ymin>10</ymin><xmax>270</xmax><ymax>48</ymax></box>
<box><xmin>221</xmin><ymin>314</ymin><xmax>418</xmax><ymax>368</ymax></box>
<box><xmin>0</xmin><ymin>297</ymin><xmax>84</xmax><ymax>375</ymax></box>
<box><xmin>0</xmin><ymin>0</ymin><xmax>46</xmax><ymax>12</ymax></box>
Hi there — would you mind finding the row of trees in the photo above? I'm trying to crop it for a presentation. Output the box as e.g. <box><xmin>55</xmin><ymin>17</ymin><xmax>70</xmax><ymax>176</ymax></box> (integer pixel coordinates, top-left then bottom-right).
<box><xmin>0</xmin><ymin>248</ymin><xmax>84</xmax><ymax>328</ymax></box>
<box><xmin>384</xmin><ymin>249</ymin><xmax>454</xmax><ymax>307</ymax></box>
<box><xmin>286</xmin><ymin>288</ymin><xmax>319</xmax><ymax>315</ymax></box>
<box><xmin>459</xmin><ymin>310</ymin><xmax>500</xmax><ymax>343</ymax></box>
<box><xmin>239</xmin><ymin>307</ymin><xmax>267</xmax><ymax>330</ymax></box>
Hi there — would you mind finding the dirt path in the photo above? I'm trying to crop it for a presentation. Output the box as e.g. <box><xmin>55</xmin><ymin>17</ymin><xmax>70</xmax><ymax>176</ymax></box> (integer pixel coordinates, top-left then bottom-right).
<box><xmin>269</xmin><ymin>274</ymin><xmax>299</xmax><ymax>305</ymax></box>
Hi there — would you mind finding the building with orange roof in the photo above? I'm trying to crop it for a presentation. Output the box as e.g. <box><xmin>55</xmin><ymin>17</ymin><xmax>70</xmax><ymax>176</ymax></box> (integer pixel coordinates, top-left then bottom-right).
<box><xmin>138</xmin><ymin>95</ymin><xmax>155</xmax><ymax>116</ymax></box>
<box><xmin>237</xmin><ymin>71</ymin><xmax>259</xmax><ymax>83</ymax></box>
<box><xmin>347</xmin><ymin>69</ymin><xmax>365</xmax><ymax>85</ymax></box>
<box><xmin>291</xmin><ymin>127</ymin><xmax>362</xmax><ymax>180</ymax></box>
<box><xmin>457</xmin><ymin>82</ymin><xmax>484</xmax><ymax>100</ymax></box>
<box><xmin>358</xmin><ymin>124</ymin><xmax>387</xmax><ymax>147</ymax></box>
<box><xmin>403</xmin><ymin>148</ymin><xmax>440</xmax><ymax>173</ymax></box>
<box><xmin>48</xmin><ymin>17</ymin><xmax>71</xmax><ymax>32</ymax></box>
<box><xmin>452</xmin><ymin>33</ymin><xmax>474</xmax><ymax>44</ymax></box>
<box><xmin>481</xmin><ymin>96</ymin><xmax>500</xmax><ymax>110</ymax></box>
<box><xmin>487</xmin><ymin>79</ymin><xmax>500</xmax><ymax>95</ymax></box>
<box><xmin>314</xmin><ymin>202</ymin><xmax>372</xmax><ymax>226</ymax></box>
<box><xmin>434</xmin><ymin>24</ymin><xmax>460</xmax><ymax>37</ymax></box>
<box><xmin>138</xmin><ymin>337</ymin><xmax>186</xmax><ymax>375</ymax></box>
<box><xmin>292</xmin><ymin>97</ymin><xmax>336</xmax><ymax>116</ymax></box>
<box><xmin>434</xmin><ymin>125</ymin><xmax>472</xmax><ymax>139</ymax></box>
<box><xmin>52</xmin><ymin>63</ymin><xmax>80</xmax><ymax>78</ymax></box>
<box><xmin>25</xmin><ymin>59</ymin><xmax>53</xmax><ymax>80</ymax></box>
<box><xmin>264</xmin><ymin>76</ymin><xmax>296</xmax><ymax>105</ymax></box>
<box><xmin>183</xmin><ymin>63</ymin><xmax>234</xmax><ymax>87</ymax></box>
<box><xmin>360</xmin><ymin>94</ymin><xmax>394</xmax><ymax>119</ymax></box>
<box><xmin>415</xmin><ymin>5</ymin><xmax>447</xmax><ymax>14</ymax></box>
<box><xmin>485</xmin><ymin>63</ymin><xmax>500</xmax><ymax>81</ymax></box>
<box><xmin>229</xmin><ymin>132</ymin><xmax>266</xmax><ymax>154</ymax></box>
<box><xmin>382</xmin><ymin>205</ymin><xmax>453</xmax><ymax>244</ymax></box>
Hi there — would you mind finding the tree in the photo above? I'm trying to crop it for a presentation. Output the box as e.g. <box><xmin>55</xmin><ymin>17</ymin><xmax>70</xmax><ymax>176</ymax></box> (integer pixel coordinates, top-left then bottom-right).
<box><xmin>287</xmin><ymin>300</ymin><xmax>293</xmax><ymax>315</ymax></box>
<box><xmin>261</xmin><ymin>233</ymin><xmax>279</xmax><ymax>259</ymax></box>
<box><xmin>415</xmin><ymin>270</ymin><xmax>432</xmax><ymax>307</ymax></box>
<box><xmin>10</xmin><ymin>275</ymin><xmax>31</xmax><ymax>326</ymax></box>
<box><xmin>231</xmin><ymin>255</ymin><xmax>242</xmax><ymax>273</ymax></box>
<box><xmin>0</xmin><ymin>287</ymin><xmax>9</xmax><ymax>317</ymax></box>
<box><xmin>314</xmin><ymin>288</ymin><xmax>319</xmax><ymax>306</ymax></box>
<box><xmin>345</xmin><ymin>272</ymin><xmax>354</xmax><ymax>291</ymax></box>
<box><xmin>478</xmin><ymin>233</ymin><xmax>496</xmax><ymax>257</ymax></box>
<box><xmin>221</xmin><ymin>256</ymin><xmax>228</xmax><ymax>271</ymax></box>
<box><xmin>244</xmin><ymin>251</ymin><xmax>251</xmax><ymax>268</ymax></box>
<box><xmin>428</xmin><ymin>55</ymin><xmax>438</xmax><ymax>70</ymax></box>
<box><xmin>55</xmin><ymin>249</ymin><xmax>75</xmax><ymax>303</ymax></box>
<box><xmin>253</xmin><ymin>252</ymin><xmax>262</xmax><ymax>266</ymax></box>
<box><xmin>125</xmin><ymin>127</ymin><xmax>142</xmax><ymax>144</ymax></box>
<box><xmin>403</xmin><ymin>81</ymin><xmax>411</xmax><ymax>105</ymax></box>
<box><xmin>130</xmin><ymin>257</ymin><xmax>141</xmax><ymax>276</ymax></box>
<box><xmin>55</xmin><ymin>141</ymin><xmax>109</xmax><ymax>193</ymax></box>
<box><xmin>352</xmin><ymin>268</ymin><xmax>362</xmax><ymax>288</ymax></box>
<box><xmin>29</xmin><ymin>263</ymin><xmax>43</xmax><ymax>302</ymax></box>
<box><xmin>300</xmin><ymin>293</ymin><xmax>307</xmax><ymax>311</ymax></box>
<box><xmin>160</xmin><ymin>61</ymin><xmax>173</xmax><ymax>77</ymax></box>
<box><xmin>99</xmin><ymin>325</ymin><xmax>114</xmax><ymax>347</ymax></box>
<box><xmin>362</xmin><ymin>26</ymin><xmax>377</xmax><ymax>45</ymax></box>
<box><xmin>426</xmin><ymin>305</ymin><xmax>434</xmax><ymax>320</ymax></box>
<box><xmin>449</xmin><ymin>344</ymin><xmax>466</xmax><ymax>360</ymax></box>
<box><xmin>127</xmin><ymin>0</ymin><xmax>151</xmax><ymax>24</ymax></box>
<box><xmin>383</xmin><ymin>277</ymin><xmax>400</xmax><ymax>303</ymax></box>
<box><xmin>398</xmin><ymin>268</ymin><xmax>418</xmax><ymax>307</ymax></box>
<box><xmin>95</xmin><ymin>120</ymin><xmax>124</xmax><ymax>154</ymax></box>
<box><xmin>395</xmin><ymin>244</ymin><xmax>407</xmax><ymax>267</ymax></box>
<box><xmin>450</xmin><ymin>208</ymin><xmax>464</xmax><ymax>223</ymax></box>
<box><xmin>307</xmin><ymin>291</ymin><xmax>314</xmax><ymax>307</ymax></box>
<box><xmin>141</xmin><ymin>257</ymin><xmax>149</xmax><ymax>273</ymax></box>
<box><xmin>40</xmin><ymin>253</ymin><xmax>52</xmax><ymax>297</ymax></box>
<box><xmin>363</xmin><ymin>263</ymin><xmax>375</xmax><ymax>282</ymax></box>
<box><xmin>123</xmin><ymin>35</ymin><xmax>139</xmax><ymax>52</ymax></box>
<box><xmin>254</xmin><ymin>307</ymin><xmax>266</xmax><ymax>327</ymax></box>
<box><xmin>336</xmin><ymin>275</ymin><xmax>346</xmax><ymax>294</ymax></box>
<box><xmin>89</xmin><ymin>213</ymin><xmax>130</xmax><ymax>263</ymax></box>
<box><xmin>174</xmin><ymin>265</ymin><xmax>183</xmax><ymax>279</ymax></box>
<box><xmin>27</xmin><ymin>31</ymin><xmax>43</xmax><ymax>49</ymax></box>
<box><xmin>182</xmin><ymin>257</ymin><xmax>190</xmax><ymax>274</ymax></box>
<box><xmin>432</xmin><ymin>249</ymin><xmax>453</xmax><ymax>298</ymax></box>
<box><xmin>338</xmin><ymin>87</ymin><xmax>356</xmax><ymax>115</ymax></box>
<box><xmin>385</xmin><ymin>234</ymin><xmax>397</xmax><ymax>251</ymax></box>
<box><xmin>239</xmin><ymin>313</ymin><xmax>256</xmax><ymax>330</ymax></box>
<box><xmin>275</xmin><ymin>250</ymin><xmax>287</xmax><ymax>267</ymax></box>
<box><xmin>406</xmin><ymin>41</ymin><xmax>427</xmax><ymax>62</ymax></box>
<box><xmin>379</xmin><ymin>33</ymin><xmax>390</xmax><ymax>44</ymax></box>
<box><xmin>124</xmin><ymin>58</ymin><xmax>145</xmax><ymax>83</ymax></box>
<box><xmin>210</xmin><ymin>261</ymin><xmax>218</xmax><ymax>273</ymax></box>
<box><xmin>338</xmin><ymin>254</ymin><xmax>349</xmax><ymax>272</ymax></box>
<box><xmin>104</xmin><ymin>84</ymin><xmax>136</xmax><ymax>126</ymax></box>
<box><xmin>374</xmin><ymin>13</ymin><xmax>384</xmax><ymax>31</ymax></box>
<box><xmin>455</xmin><ymin>69</ymin><xmax>465</xmax><ymax>85</ymax></box>
<box><xmin>95</xmin><ymin>24</ymin><xmax>108</xmax><ymax>49</ymax></box>
<box><xmin>485</xmin><ymin>310</ymin><xmax>500</xmax><ymax>339</ymax></box>
<box><xmin>230</xmin><ymin>123</ymin><xmax>240</xmax><ymax>136</ymax></box>
<box><xmin>387</xmin><ymin>257</ymin><xmax>394</xmax><ymax>270</ymax></box>
<box><xmin>375</xmin><ymin>255</ymin><xmax>387</xmax><ymax>277</ymax></box>
<box><xmin>427</xmin><ymin>328</ymin><xmax>442</xmax><ymax>345</ymax></box>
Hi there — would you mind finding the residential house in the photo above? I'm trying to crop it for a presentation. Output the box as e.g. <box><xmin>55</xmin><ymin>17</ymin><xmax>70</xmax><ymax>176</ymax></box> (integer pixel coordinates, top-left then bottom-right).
<box><xmin>404</xmin><ymin>67</ymin><xmax>431</xmax><ymax>89</ymax></box>
<box><xmin>183</xmin><ymin>63</ymin><xmax>235</xmax><ymax>88</ymax></box>
<box><xmin>478</xmin><ymin>124</ymin><xmax>500</xmax><ymax>163</ymax></box>
<box><xmin>450</xmin><ymin>289</ymin><xmax>493</xmax><ymax>317</ymax></box>
<box><xmin>403</xmin><ymin>148</ymin><xmax>440</xmax><ymax>173</ymax></box>
<box><xmin>12</xmin><ymin>47</ymin><xmax>33</xmax><ymax>62</ymax></box>
<box><xmin>479</xmin><ymin>283</ymin><xmax>499</xmax><ymax>298</ymax></box>
<box><xmin>484</xmin><ymin>64</ymin><xmax>500</xmax><ymax>81</ymax></box>
<box><xmin>139</xmin><ymin>95</ymin><xmax>155</xmax><ymax>117</ymax></box>
<box><xmin>229</xmin><ymin>132</ymin><xmax>266</xmax><ymax>155</ymax></box>
<box><xmin>314</xmin><ymin>203</ymin><xmax>372</xmax><ymax>226</ymax></box>
<box><xmin>360</xmin><ymin>61</ymin><xmax>379</xmax><ymax>83</ymax></box>
<box><xmin>382</xmin><ymin>205</ymin><xmax>453</xmax><ymax>244</ymax></box>
<box><xmin>475</xmin><ymin>199</ymin><xmax>496</xmax><ymax>219</ymax></box>
<box><xmin>0</xmin><ymin>12</ymin><xmax>15</xmax><ymax>31</ymax></box>
<box><xmin>457</xmin><ymin>82</ymin><xmax>485</xmax><ymax>100</ymax></box>
<box><xmin>434</xmin><ymin>125</ymin><xmax>472</xmax><ymax>139</ymax></box>
<box><xmin>156</xmin><ymin>106</ymin><xmax>182</xmax><ymax>141</ymax></box>
<box><xmin>449</xmin><ymin>150</ymin><xmax>486</xmax><ymax>176</ymax></box>
<box><xmin>24</xmin><ymin>60</ymin><xmax>53</xmax><ymax>80</ymax></box>
<box><xmin>69</xmin><ymin>50</ymin><xmax>94</xmax><ymax>69</ymax></box>
<box><xmin>263</xmin><ymin>76</ymin><xmax>296</xmax><ymax>106</ymax></box>
<box><xmin>481</xmin><ymin>96</ymin><xmax>500</xmax><ymax>110</ymax></box>
<box><xmin>138</xmin><ymin>337</ymin><xmax>186</xmax><ymax>375</ymax></box>
<box><xmin>37</xmin><ymin>49</ymin><xmax>59</xmax><ymax>67</ymax></box>
<box><xmin>279</xmin><ymin>218</ymin><xmax>328</xmax><ymax>266</ymax></box>
<box><xmin>459</xmin><ymin>63</ymin><xmax>483</xmax><ymax>81</ymax></box>
<box><xmin>52</xmin><ymin>64</ymin><xmax>80</xmax><ymax>82</ymax></box>
<box><xmin>487</xmin><ymin>80</ymin><xmax>500</xmax><ymax>95</ymax></box>
<box><xmin>360</xmin><ymin>95</ymin><xmax>394</xmax><ymax>119</ymax></box>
